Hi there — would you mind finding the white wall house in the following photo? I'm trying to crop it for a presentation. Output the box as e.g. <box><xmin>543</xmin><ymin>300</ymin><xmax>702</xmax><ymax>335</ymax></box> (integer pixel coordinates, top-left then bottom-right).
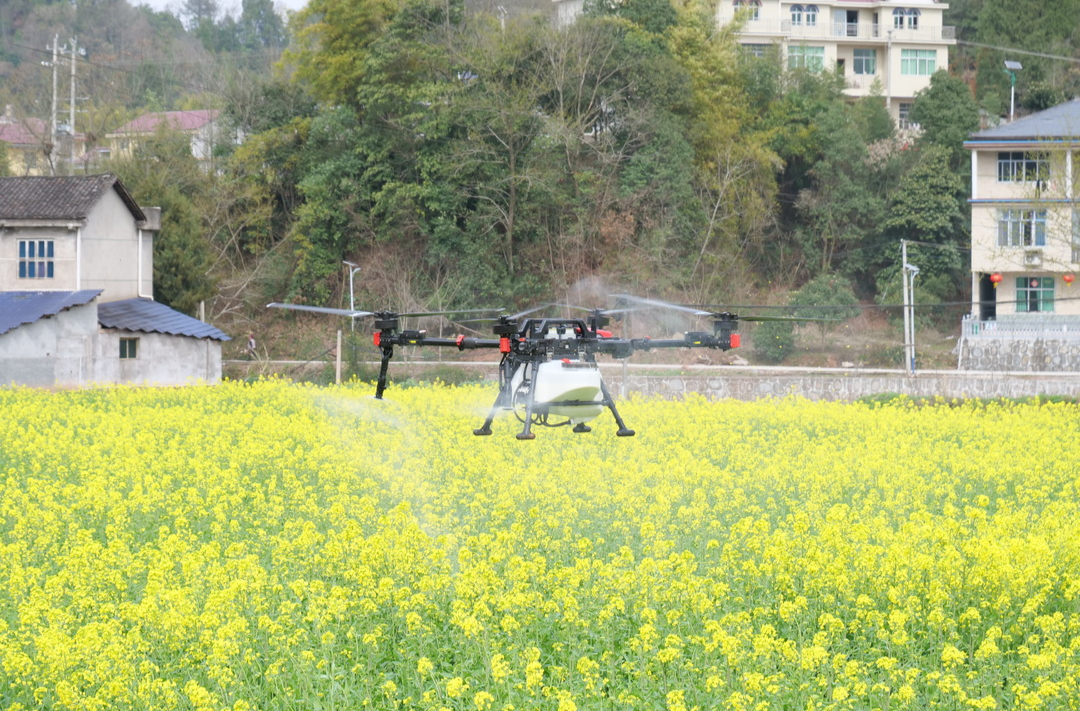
<box><xmin>716</xmin><ymin>0</ymin><xmax>955</xmax><ymax>127</ymax></box>
<box><xmin>0</xmin><ymin>174</ymin><xmax>230</xmax><ymax>386</ymax></box>
<box><xmin>958</xmin><ymin>100</ymin><xmax>1080</xmax><ymax>371</ymax></box>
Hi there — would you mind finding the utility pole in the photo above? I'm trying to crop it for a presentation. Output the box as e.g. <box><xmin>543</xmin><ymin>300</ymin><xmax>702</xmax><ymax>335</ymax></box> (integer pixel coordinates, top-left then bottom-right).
<box><xmin>901</xmin><ymin>240</ymin><xmax>919</xmax><ymax>376</ymax></box>
<box><xmin>69</xmin><ymin>37</ymin><xmax>77</xmax><ymax>174</ymax></box>
<box><xmin>46</xmin><ymin>34</ymin><xmax>59</xmax><ymax>175</ymax></box>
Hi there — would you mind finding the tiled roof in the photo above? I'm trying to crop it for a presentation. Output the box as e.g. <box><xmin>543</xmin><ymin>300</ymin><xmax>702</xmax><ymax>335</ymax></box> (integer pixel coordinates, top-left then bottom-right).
<box><xmin>111</xmin><ymin>110</ymin><xmax>219</xmax><ymax>135</ymax></box>
<box><xmin>98</xmin><ymin>298</ymin><xmax>231</xmax><ymax>341</ymax></box>
<box><xmin>968</xmin><ymin>99</ymin><xmax>1080</xmax><ymax>142</ymax></box>
<box><xmin>0</xmin><ymin>290</ymin><xmax>101</xmax><ymax>336</ymax></box>
<box><xmin>0</xmin><ymin>118</ymin><xmax>48</xmax><ymax>147</ymax></box>
<box><xmin>0</xmin><ymin>173</ymin><xmax>145</xmax><ymax>222</ymax></box>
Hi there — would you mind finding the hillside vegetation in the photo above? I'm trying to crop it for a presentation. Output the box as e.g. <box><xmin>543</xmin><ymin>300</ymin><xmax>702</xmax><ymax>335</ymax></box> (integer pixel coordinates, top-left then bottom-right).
<box><xmin>2</xmin><ymin>0</ymin><xmax>1075</xmax><ymax>361</ymax></box>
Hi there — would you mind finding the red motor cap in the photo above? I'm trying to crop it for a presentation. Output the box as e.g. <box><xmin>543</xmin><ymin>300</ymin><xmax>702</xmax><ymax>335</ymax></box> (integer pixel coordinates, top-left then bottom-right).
<box><xmin>373</xmin><ymin>332</ymin><xmax>381</xmax><ymax>347</ymax></box>
<box><xmin>731</xmin><ymin>333</ymin><xmax>741</xmax><ymax>349</ymax></box>
<box><xmin>499</xmin><ymin>337</ymin><xmax>511</xmax><ymax>353</ymax></box>
<box><xmin>597</xmin><ymin>329</ymin><xmax>613</xmax><ymax>338</ymax></box>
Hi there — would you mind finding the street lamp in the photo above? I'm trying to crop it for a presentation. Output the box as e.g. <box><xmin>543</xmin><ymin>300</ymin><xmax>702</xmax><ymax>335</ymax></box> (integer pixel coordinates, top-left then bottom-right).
<box><xmin>343</xmin><ymin>261</ymin><xmax>361</xmax><ymax>330</ymax></box>
<box><xmin>1004</xmin><ymin>60</ymin><xmax>1022</xmax><ymax>122</ymax></box>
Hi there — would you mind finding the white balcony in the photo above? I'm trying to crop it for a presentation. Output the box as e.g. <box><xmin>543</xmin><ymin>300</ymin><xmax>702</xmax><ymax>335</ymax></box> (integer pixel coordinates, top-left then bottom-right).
<box><xmin>739</xmin><ymin>19</ymin><xmax>956</xmax><ymax>44</ymax></box>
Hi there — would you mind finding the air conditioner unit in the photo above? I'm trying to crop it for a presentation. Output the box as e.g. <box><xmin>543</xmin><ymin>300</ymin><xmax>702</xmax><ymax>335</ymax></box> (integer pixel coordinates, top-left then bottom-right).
<box><xmin>1024</xmin><ymin>249</ymin><xmax>1043</xmax><ymax>267</ymax></box>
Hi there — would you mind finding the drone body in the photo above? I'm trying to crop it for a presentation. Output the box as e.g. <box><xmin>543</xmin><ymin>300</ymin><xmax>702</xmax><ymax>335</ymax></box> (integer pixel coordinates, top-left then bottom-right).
<box><xmin>268</xmin><ymin>297</ymin><xmax>822</xmax><ymax>439</ymax></box>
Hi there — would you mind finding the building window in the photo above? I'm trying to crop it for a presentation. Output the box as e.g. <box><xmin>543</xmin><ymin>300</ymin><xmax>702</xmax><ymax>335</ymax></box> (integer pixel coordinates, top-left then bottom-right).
<box><xmin>18</xmin><ymin>240</ymin><xmax>54</xmax><ymax>279</ymax></box>
<box><xmin>791</xmin><ymin>4</ymin><xmax>803</xmax><ymax>25</ymax></box>
<box><xmin>1072</xmin><ymin>209</ymin><xmax>1080</xmax><ymax>263</ymax></box>
<box><xmin>805</xmin><ymin>5</ymin><xmax>817</xmax><ymax>26</ymax></box>
<box><xmin>906</xmin><ymin>8</ymin><xmax>920</xmax><ymax>29</ymax></box>
<box><xmin>997</xmin><ymin>151</ymin><xmax>1049</xmax><ymax>183</ymax></box>
<box><xmin>900</xmin><ymin>49</ymin><xmax>936</xmax><ymax>76</ymax></box>
<box><xmin>742</xmin><ymin>44</ymin><xmax>770</xmax><ymax>57</ymax></box>
<box><xmin>998</xmin><ymin>209</ymin><xmax>1047</xmax><ymax>247</ymax></box>
<box><xmin>788</xmin><ymin>45</ymin><xmax>825</xmax><ymax>71</ymax></box>
<box><xmin>120</xmin><ymin>338</ymin><xmax>139</xmax><ymax>359</ymax></box>
<box><xmin>1016</xmin><ymin>277</ymin><xmax>1054</xmax><ymax>313</ymax></box>
<box><xmin>734</xmin><ymin>0</ymin><xmax>760</xmax><ymax>20</ymax></box>
<box><xmin>893</xmin><ymin>8</ymin><xmax>906</xmax><ymax>29</ymax></box>
<box><xmin>898</xmin><ymin>102</ymin><xmax>915</xmax><ymax>129</ymax></box>
<box><xmin>853</xmin><ymin>49</ymin><xmax>876</xmax><ymax>75</ymax></box>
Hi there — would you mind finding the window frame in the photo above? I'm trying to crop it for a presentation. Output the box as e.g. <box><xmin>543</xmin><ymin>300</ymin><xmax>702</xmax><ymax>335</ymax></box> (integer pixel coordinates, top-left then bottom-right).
<box><xmin>997</xmin><ymin>151</ymin><xmax>1050</xmax><ymax>184</ymax></box>
<box><xmin>1016</xmin><ymin>277</ymin><xmax>1055</xmax><ymax>313</ymax></box>
<box><xmin>805</xmin><ymin>4</ymin><xmax>818</xmax><ymax>26</ymax></box>
<box><xmin>17</xmin><ymin>239</ymin><xmax>55</xmax><ymax>280</ymax></box>
<box><xmin>791</xmin><ymin>4</ymin><xmax>803</xmax><ymax>26</ymax></box>
<box><xmin>788</xmin><ymin>45</ymin><xmax>826</xmax><ymax>71</ymax></box>
<box><xmin>734</xmin><ymin>0</ymin><xmax>761</xmax><ymax>21</ymax></box>
<box><xmin>1072</xmin><ymin>209</ymin><xmax>1080</xmax><ymax>263</ymax></box>
<box><xmin>120</xmin><ymin>338</ymin><xmax>139</xmax><ymax>360</ymax></box>
<box><xmin>906</xmin><ymin>8</ymin><xmax>920</xmax><ymax>30</ymax></box>
<box><xmin>892</xmin><ymin>7</ymin><xmax>905</xmax><ymax>29</ymax></box>
<box><xmin>900</xmin><ymin>49</ymin><xmax>936</xmax><ymax>76</ymax></box>
<box><xmin>853</xmin><ymin>48</ymin><xmax>876</xmax><ymax>75</ymax></box>
<box><xmin>997</xmin><ymin>208</ymin><xmax>1047</xmax><ymax>248</ymax></box>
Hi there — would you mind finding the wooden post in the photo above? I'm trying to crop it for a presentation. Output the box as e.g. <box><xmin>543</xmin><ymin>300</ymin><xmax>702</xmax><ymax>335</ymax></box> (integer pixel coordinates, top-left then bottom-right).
<box><xmin>336</xmin><ymin>329</ymin><xmax>343</xmax><ymax>384</ymax></box>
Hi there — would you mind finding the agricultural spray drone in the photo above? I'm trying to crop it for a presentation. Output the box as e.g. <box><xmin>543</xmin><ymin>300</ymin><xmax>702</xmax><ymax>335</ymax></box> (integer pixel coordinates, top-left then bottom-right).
<box><xmin>268</xmin><ymin>296</ymin><xmax>825</xmax><ymax>439</ymax></box>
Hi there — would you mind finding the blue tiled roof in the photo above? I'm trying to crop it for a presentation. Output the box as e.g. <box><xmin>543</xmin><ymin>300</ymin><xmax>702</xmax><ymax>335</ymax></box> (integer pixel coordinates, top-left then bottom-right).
<box><xmin>97</xmin><ymin>298</ymin><xmax>231</xmax><ymax>341</ymax></box>
<box><xmin>968</xmin><ymin>99</ymin><xmax>1080</xmax><ymax>142</ymax></box>
<box><xmin>0</xmin><ymin>290</ymin><xmax>101</xmax><ymax>336</ymax></box>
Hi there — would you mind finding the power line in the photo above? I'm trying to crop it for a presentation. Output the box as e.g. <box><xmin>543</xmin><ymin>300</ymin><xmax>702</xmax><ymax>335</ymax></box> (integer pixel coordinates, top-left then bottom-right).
<box><xmin>955</xmin><ymin>40</ymin><xmax>1080</xmax><ymax>65</ymax></box>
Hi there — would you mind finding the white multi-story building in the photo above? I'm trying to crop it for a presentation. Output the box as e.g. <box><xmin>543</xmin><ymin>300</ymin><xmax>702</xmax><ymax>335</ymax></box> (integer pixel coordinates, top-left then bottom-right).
<box><xmin>717</xmin><ymin>0</ymin><xmax>955</xmax><ymax>126</ymax></box>
<box><xmin>957</xmin><ymin>100</ymin><xmax>1080</xmax><ymax>371</ymax></box>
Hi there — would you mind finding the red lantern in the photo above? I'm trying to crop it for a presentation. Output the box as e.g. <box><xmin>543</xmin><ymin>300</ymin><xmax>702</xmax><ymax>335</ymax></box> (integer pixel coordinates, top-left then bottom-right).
<box><xmin>1065</xmin><ymin>273</ymin><xmax>1076</xmax><ymax>286</ymax></box>
<box><xmin>989</xmin><ymin>273</ymin><xmax>1003</xmax><ymax>289</ymax></box>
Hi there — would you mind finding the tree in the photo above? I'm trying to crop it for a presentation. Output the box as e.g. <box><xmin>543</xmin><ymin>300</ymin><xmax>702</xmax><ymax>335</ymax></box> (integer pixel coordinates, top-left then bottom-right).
<box><xmin>182</xmin><ymin>0</ymin><xmax>219</xmax><ymax>29</ymax></box>
<box><xmin>239</xmin><ymin>0</ymin><xmax>286</xmax><ymax>50</ymax></box>
<box><xmin>108</xmin><ymin>128</ymin><xmax>215</xmax><ymax>315</ymax></box>
<box><xmin>881</xmin><ymin>145</ymin><xmax>966</xmax><ymax>291</ymax></box>
<box><xmin>790</xmin><ymin>273</ymin><xmax>861</xmax><ymax>343</ymax></box>
<box><xmin>910</xmin><ymin>70</ymin><xmax>980</xmax><ymax>171</ymax></box>
<box><xmin>283</xmin><ymin>0</ymin><xmax>403</xmax><ymax>107</ymax></box>
<box><xmin>795</xmin><ymin>107</ymin><xmax>886</xmax><ymax>277</ymax></box>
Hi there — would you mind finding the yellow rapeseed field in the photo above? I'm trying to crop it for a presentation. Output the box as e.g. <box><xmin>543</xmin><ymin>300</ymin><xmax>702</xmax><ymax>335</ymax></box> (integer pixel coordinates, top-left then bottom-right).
<box><xmin>1</xmin><ymin>380</ymin><xmax>1078</xmax><ymax>710</ymax></box>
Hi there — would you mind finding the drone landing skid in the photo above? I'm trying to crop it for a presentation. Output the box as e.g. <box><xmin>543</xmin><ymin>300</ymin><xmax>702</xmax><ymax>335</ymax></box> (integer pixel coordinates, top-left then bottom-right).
<box><xmin>474</xmin><ymin>368</ymin><xmax>635</xmax><ymax>440</ymax></box>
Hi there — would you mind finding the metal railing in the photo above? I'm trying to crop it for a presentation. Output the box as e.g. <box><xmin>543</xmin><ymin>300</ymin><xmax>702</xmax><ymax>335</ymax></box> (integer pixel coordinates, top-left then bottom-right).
<box><xmin>738</xmin><ymin>20</ymin><xmax>956</xmax><ymax>43</ymax></box>
<box><xmin>962</xmin><ymin>314</ymin><xmax>1080</xmax><ymax>338</ymax></box>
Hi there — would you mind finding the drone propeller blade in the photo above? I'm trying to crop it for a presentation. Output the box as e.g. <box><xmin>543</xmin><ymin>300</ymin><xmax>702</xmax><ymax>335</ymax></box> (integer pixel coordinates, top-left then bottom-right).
<box><xmin>268</xmin><ymin>303</ymin><xmax>374</xmax><ymax>318</ymax></box>
<box><xmin>562</xmin><ymin>304</ymin><xmax>642</xmax><ymax>317</ymax></box>
<box><xmin>610</xmin><ymin>294</ymin><xmax>710</xmax><ymax>316</ymax></box>
<box><xmin>507</xmin><ymin>304</ymin><xmax>556</xmax><ymax>320</ymax></box>
<box><xmin>740</xmin><ymin>315</ymin><xmax>840</xmax><ymax>323</ymax></box>
<box><xmin>394</xmin><ymin>308</ymin><xmax>504</xmax><ymax>318</ymax></box>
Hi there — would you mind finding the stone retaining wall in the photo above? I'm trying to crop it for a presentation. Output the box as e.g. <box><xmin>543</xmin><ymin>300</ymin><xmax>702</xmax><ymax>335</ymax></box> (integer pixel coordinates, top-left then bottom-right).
<box><xmin>226</xmin><ymin>361</ymin><xmax>1080</xmax><ymax>401</ymax></box>
<box><xmin>603</xmin><ymin>370</ymin><xmax>1080</xmax><ymax>401</ymax></box>
<box><xmin>957</xmin><ymin>337</ymin><xmax>1080</xmax><ymax>372</ymax></box>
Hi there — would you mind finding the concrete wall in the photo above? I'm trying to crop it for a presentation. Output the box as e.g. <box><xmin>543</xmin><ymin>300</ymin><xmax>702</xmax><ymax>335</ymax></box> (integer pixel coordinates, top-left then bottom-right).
<box><xmin>80</xmin><ymin>190</ymin><xmax>145</xmax><ymax>301</ymax></box>
<box><xmin>0</xmin><ymin>223</ymin><xmax>76</xmax><ymax>291</ymax></box>
<box><xmin>957</xmin><ymin>336</ymin><xmax>1080</xmax><ymax>372</ymax></box>
<box><xmin>602</xmin><ymin>369</ymin><xmax>1080</xmax><ymax>401</ymax></box>
<box><xmin>0</xmin><ymin>302</ymin><xmax>97</xmax><ymax>386</ymax></box>
<box><xmin>94</xmin><ymin>330</ymin><xmax>223</xmax><ymax>385</ymax></box>
<box><xmin>2</xmin><ymin>313</ymin><xmax>223</xmax><ymax>387</ymax></box>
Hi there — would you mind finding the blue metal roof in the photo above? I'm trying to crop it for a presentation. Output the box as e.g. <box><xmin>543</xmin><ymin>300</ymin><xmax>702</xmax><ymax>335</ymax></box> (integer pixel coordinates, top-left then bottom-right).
<box><xmin>0</xmin><ymin>290</ymin><xmax>102</xmax><ymax>336</ymax></box>
<box><xmin>967</xmin><ymin>99</ymin><xmax>1080</xmax><ymax>142</ymax></box>
<box><xmin>97</xmin><ymin>298</ymin><xmax>231</xmax><ymax>341</ymax></box>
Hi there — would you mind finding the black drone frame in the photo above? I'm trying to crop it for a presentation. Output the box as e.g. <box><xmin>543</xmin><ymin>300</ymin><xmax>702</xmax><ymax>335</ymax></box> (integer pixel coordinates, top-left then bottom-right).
<box><xmin>269</xmin><ymin>297</ymin><xmax>829</xmax><ymax>440</ymax></box>
<box><xmin>368</xmin><ymin>310</ymin><xmax>742</xmax><ymax>440</ymax></box>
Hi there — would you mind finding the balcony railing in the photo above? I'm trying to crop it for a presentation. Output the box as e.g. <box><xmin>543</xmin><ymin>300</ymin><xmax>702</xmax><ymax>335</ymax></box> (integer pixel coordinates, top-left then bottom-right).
<box><xmin>962</xmin><ymin>314</ymin><xmax>1080</xmax><ymax>339</ymax></box>
<box><xmin>739</xmin><ymin>19</ymin><xmax>956</xmax><ymax>43</ymax></box>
